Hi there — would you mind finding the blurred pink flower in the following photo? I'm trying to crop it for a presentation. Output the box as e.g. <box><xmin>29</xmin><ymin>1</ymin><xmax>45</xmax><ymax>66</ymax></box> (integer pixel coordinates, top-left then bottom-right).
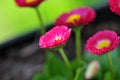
<box><xmin>39</xmin><ymin>25</ymin><xmax>71</xmax><ymax>48</ymax></box>
<box><xmin>86</xmin><ymin>30</ymin><xmax>119</xmax><ymax>55</ymax></box>
<box><xmin>85</xmin><ymin>60</ymin><xmax>100</xmax><ymax>79</ymax></box>
<box><xmin>15</xmin><ymin>0</ymin><xmax>44</xmax><ymax>7</ymax></box>
<box><xmin>109</xmin><ymin>0</ymin><xmax>120</xmax><ymax>15</ymax></box>
<box><xmin>55</xmin><ymin>7</ymin><xmax>96</xmax><ymax>27</ymax></box>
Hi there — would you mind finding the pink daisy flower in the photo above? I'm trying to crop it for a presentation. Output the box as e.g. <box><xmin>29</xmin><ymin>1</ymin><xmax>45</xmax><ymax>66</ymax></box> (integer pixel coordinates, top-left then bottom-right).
<box><xmin>86</xmin><ymin>30</ymin><xmax>119</xmax><ymax>55</ymax></box>
<box><xmin>55</xmin><ymin>7</ymin><xmax>96</xmax><ymax>27</ymax></box>
<box><xmin>109</xmin><ymin>0</ymin><xmax>120</xmax><ymax>15</ymax></box>
<box><xmin>39</xmin><ymin>25</ymin><xmax>71</xmax><ymax>48</ymax></box>
<box><xmin>15</xmin><ymin>0</ymin><xmax>44</xmax><ymax>7</ymax></box>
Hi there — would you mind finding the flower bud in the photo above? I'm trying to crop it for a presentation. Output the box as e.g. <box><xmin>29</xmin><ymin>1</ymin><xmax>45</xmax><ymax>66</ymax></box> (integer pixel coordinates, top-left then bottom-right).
<box><xmin>85</xmin><ymin>60</ymin><xmax>100</xmax><ymax>79</ymax></box>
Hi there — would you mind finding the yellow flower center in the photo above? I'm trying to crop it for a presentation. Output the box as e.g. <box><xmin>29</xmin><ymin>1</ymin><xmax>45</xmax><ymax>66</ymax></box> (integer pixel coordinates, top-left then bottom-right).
<box><xmin>55</xmin><ymin>36</ymin><xmax>62</xmax><ymax>41</ymax></box>
<box><xmin>26</xmin><ymin>0</ymin><xmax>36</xmax><ymax>3</ymax></box>
<box><xmin>67</xmin><ymin>14</ymin><xmax>81</xmax><ymax>24</ymax></box>
<box><xmin>96</xmin><ymin>40</ymin><xmax>110</xmax><ymax>49</ymax></box>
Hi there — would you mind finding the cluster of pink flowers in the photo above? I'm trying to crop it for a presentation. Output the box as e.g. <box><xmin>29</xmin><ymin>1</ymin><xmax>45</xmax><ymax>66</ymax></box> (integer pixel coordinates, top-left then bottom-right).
<box><xmin>15</xmin><ymin>0</ymin><xmax>44</xmax><ymax>7</ymax></box>
<box><xmin>86</xmin><ymin>30</ymin><xmax>119</xmax><ymax>55</ymax></box>
<box><xmin>55</xmin><ymin>7</ymin><xmax>96</xmax><ymax>27</ymax></box>
<box><xmin>15</xmin><ymin>0</ymin><xmax>120</xmax><ymax>79</ymax></box>
<box><xmin>15</xmin><ymin>0</ymin><xmax>96</xmax><ymax>50</ymax></box>
<box><xmin>39</xmin><ymin>7</ymin><xmax>96</xmax><ymax>49</ymax></box>
<box><xmin>39</xmin><ymin>6</ymin><xmax>120</xmax><ymax>55</ymax></box>
<box><xmin>15</xmin><ymin>0</ymin><xmax>120</xmax><ymax>55</ymax></box>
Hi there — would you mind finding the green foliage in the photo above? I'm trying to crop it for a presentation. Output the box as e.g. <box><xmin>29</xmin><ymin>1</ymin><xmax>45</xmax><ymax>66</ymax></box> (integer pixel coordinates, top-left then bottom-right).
<box><xmin>44</xmin><ymin>53</ymin><xmax>70</xmax><ymax>79</ymax></box>
<box><xmin>32</xmin><ymin>47</ymin><xmax>120</xmax><ymax>80</ymax></box>
<box><xmin>34</xmin><ymin>52</ymin><xmax>70</xmax><ymax>80</ymax></box>
<box><xmin>104</xmin><ymin>71</ymin><xmax>112</xmax><ymax>80</ymax></box>
<box><xmin>49</xmin><ymin>75</ymin><xmax>68</xmax><ymax>80</ymax></box>
<box><xmin>71</xmin><ymin>60</ymin><xmax>87</xmax><ymax>80</ymax></box>
<box><xmin>32</xmin><ymin>52</ymin><xmax>87</xmax><ymax>80</ymax></box>
<box><xmin>32</xmin><ymin>73</ymin><xmax>43</xmax><ymax>80</ymax></box>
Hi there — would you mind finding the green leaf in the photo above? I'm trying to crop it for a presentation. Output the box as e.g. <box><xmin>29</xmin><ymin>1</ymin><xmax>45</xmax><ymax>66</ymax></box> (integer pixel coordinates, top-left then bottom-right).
<box><xmin>49</xmin><ymin>75</ymin><xmax>68</xmax><ymax>80</ymax></box>
<box><xmin>74</xmin><ymin>68</ymin><xmax>85</xmax><ymax>80</ymax></box>
<box><xmin>43</xmin><ymin>52</ymin><xmax>70</xmax><ymax>79</ymax></box>
<box><xmin>32</xmin><ymin>73</ymin><xmax>43</xmax><ymax>80</ymax></box>
<box><xmin>71</xmin><ymin>59</ymin><xmax>87</xmax><ymax>80</ymax></box>
<box><xmin>104</xmin><ymin>71</ymin><xmax>111</xmax><ymax>80</ymax></box>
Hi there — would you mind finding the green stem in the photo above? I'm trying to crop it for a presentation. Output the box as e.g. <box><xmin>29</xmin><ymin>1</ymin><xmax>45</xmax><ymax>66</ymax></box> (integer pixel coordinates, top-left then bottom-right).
<box><xmin>74</xmin><ymin>68</ymin><xmax>81</xmax><ymax>80</ymax></box>
<box><xmin>74</xmin><ymin>26</ymin><xmax>83</xmax><ymax>65</ymax></box>
<box><xmin>58</xmin><ymin>48</ymin><xmax>73</xmax><ymax>79</ymax></box>
<box><xmin>98</xmin><ymin>71</ymin><xmax>102</xmax><ymax>80</ymax></box>
<box><xmin>74</xmin><ymin>61</ymin><xmax>87</xmax><ymax>80</ymax></box>
<box><xmin>106</xmin><ymin>54</ymin><xmax>114</xmax><ymax>76</ymax></box>
<box><xmin>34</xmin><ymin>7</ymin><xmax>45</xmax><ymax>34</ymax></box>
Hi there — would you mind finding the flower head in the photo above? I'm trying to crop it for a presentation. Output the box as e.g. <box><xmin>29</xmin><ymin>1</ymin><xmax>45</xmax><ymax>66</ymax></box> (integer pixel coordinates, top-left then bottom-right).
<box><xmin>85</xmin><ymin>60</ymin><xmax>100</xmax><ymax>79</ymax></box>
<box><xmin>15</xmin><ymin>0</ymin><xmax>44</xmax><ymax>7</ymax></box>
<box><xmin>55</xmin><ymin>7</ymin><xmax>96</xmax><ymax>27</ymax></box>
<box><xmin>109</xmin><ymin>0</ymin><xmax>120</xmax><ymax>15</ymax></box>
<box><xmin>39</xmin><ymin>25</ymin><xmax>71</xmax><ymax>48</ymax></box>
<box><xmin>86</xmin><ymin>30</ymin><xmax>119</xmax><ymax>55</ymax></box>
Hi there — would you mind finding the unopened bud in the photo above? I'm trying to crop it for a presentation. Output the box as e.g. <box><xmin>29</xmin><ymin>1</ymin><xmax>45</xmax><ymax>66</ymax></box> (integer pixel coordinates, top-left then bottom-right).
<box><xmin>85</xmin><ymin>60</ymin><xmax>100</xmax><ymax>79</ymax></box>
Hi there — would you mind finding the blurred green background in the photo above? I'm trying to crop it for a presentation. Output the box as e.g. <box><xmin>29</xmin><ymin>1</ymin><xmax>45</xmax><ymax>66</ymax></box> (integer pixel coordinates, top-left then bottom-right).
<box><xmin>0</xmin><ymin>0</ymin><xmax>107</xmax><ymax>44</ymax></box>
